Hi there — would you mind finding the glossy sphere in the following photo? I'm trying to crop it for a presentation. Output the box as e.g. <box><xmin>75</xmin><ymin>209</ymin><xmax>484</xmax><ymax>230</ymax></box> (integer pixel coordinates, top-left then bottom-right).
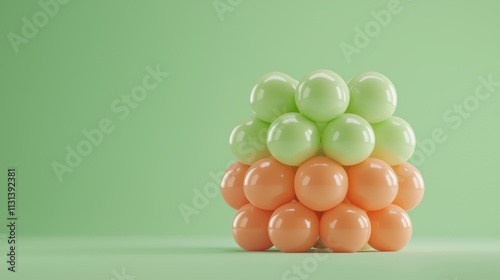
<box><xmin>295</xmin><ymin>157</ymin><xmax>348</xmax><ymax>211</ymax></box>
<box><xmin>322</xmin><ymin>114</ymin><xmax>375</xmax><ymax>166</ymax></box>
<box><xmin>232</xmin><ymin>204</ymin><xmax>273</xmax><ymax>251</ymax></box>
<box><xmin>320</xmin><ymin>203</ymin><xmax>371</xmax><ymax>253</ymax></box>
<box><xmin>347</xmin><ymin>158</ymin><xmax>398</xmax><ymax>211</ymax></box>
<box><xmin>368</xmin><ymin>204</ymin><xmax>412</xmax><ymax>251</ymax></box>
<box><xmin>371</xmin><ymin>116</ymin><xmax>416</xmax><ymax>166</ymax></box>
<box><xmin>250</xmin><ymin>72</ymin><xmax>299</xmax><ymax>123</ymax></box>
<box><xmin>229</xmin><ymin>116</ymin><xmax>271</xmax><ymax>165</ymax></box>
<box><xmin>244</xmin><ymin>158</ymin><xmax>295</xmax><ymax>210</ymax></box>
<box><xmin>346</xmin><ymin>72</ymin><xmax>397</xmax><ymax>124</ymax></box>
<box><xmin>392</xmin><ymin>162</ymin><xmax>425</xmax><ymax>211</ymax></box>
<box><xmin>268</xmin><ymin>202</ymin><xmax>319</xmax><ymax>252</ymax></box>
<box><xmin>296</xmin><ymin>69</ymin><xmax>350</xmax><ymax>123</ymax></box>
<box><xmin>267</xmin><ymin>113</ymin><xmax>320</xmax><ymax>166</ymax></box>
<box><xmin>220</xmin><ymin>162</ymin><xmax>250</xmax><ymax>210</ymax></box>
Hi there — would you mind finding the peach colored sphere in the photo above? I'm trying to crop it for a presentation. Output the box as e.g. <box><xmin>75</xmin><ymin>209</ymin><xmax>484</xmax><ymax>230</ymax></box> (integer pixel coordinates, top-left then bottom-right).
<box><xmin>232</xmin><ymin>204</ymin><xmax>273</xmax><ymax>251</ymax></box>
<box><xmin>320</xmin><ymin>203</ymin><xmax>371</xmax><ymax>253</ymax></box>
<box><xmin>391</xmin><ymin>162</ymin><xmax>425</xmax><ymax>211</ymax></box>
<box><xmin>268</xmin><ymin>202</ymin><xmax>319</xmax><ymax>252</ymax></box>
<box><xmin>220</xmin><ymin>162</ymin><xmax>250</xmax><ymax>210</ymax></box>
<box><xmin>294</xmin><ymin>157</ymin><xmax>348</xmax><ymax>211</ymax></box>
<box><xmin>244</xmin><ymin>157</ymin><xmax>295</xmax><ymax>210</ymax></box>
<box><xmin>368</xmin><ymin>204</ymin><xmax>412</xmax><ymax>251</ymax></box>
<box><xmin>347</xmin><ymin>158</ymin><xmax>398</xmax><ymax>211</ymax></box>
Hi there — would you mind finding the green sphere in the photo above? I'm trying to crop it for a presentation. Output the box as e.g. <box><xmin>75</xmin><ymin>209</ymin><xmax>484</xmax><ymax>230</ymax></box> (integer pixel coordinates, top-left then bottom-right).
<box><xmin>250</xmin><ymin>72</ymin><xmax>299</xmax><ymax>123</ymax></box>
<box><xmin>296</xmin><ymin>69</ymin><xmax>350</xmax><ymax>123</ymax></box>
<box><xmin>346</xmin><ymin>72</ymin><xmax>397</xmax><ymax>124</ymax></box>
<box><xmin>266</xmin><ymin>113</ymin><xmax>320</xmax><ymax>166</ymax></box>
<box><xmin>322</xmin><ymin>114</ymin><xmax>375</xmax><ymax>166</ymax></box>
<box><xmin>371</xmin><ymin>116</ymin><xmax>416</xmax><ymax>166</ymax></box>
<box><xmin>229</xmin><ymin>116</ymin><xmax>270</xmax><ymax>165</ymax></box>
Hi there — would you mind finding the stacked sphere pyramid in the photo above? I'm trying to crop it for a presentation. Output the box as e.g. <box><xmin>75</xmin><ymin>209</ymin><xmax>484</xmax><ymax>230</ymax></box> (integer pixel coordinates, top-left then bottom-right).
<box><xmin>221</xmin><ymin>70</ymin><xmax>424</xmax><ymax>253</ymax></box>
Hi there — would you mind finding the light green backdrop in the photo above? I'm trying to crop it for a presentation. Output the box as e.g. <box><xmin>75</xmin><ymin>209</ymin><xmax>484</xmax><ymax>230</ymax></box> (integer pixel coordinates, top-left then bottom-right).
<box><xmin>1</xmin><ymin>0</ymin><xmax>500</xmax><ymax>242</ymax></box>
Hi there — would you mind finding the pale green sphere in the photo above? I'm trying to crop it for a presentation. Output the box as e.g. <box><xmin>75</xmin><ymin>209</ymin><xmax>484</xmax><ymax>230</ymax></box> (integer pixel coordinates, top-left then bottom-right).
<box><xmin>371</xmin><ymin>116</ymin><xmax>416</xmax><ymax>166</ymax></box>
<box><xmin>322</xmin><ymin>114</ymin><xmax>375</xmax><ymax>166</ymax></box>
<box><xmin>296</xmin><ymin>69</ymin><xmax>350</xmax><ymax>123</ymax></box>
<box><xmin>346</xmin><ymin>72</ymin><xmax>397</xmax><ymax>124</ymax></box>
<box><xmin>229</xmin><ymin>116</ymin><xmax>270</xmax><ymax>165</ymax></box>
<box><xmin>266</xmin><ymin>113</ymin><xmax>320</xmax><ymax>166</ymax></box>
<box><xmin>250</xmin><ymin>72</ymin><xmax>298</xmax><ymax>123</ymax></box>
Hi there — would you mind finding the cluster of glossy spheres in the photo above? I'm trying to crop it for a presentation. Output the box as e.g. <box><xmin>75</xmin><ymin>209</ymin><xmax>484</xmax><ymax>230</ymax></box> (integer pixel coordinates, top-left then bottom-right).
<box><xmin>221</xmin><ymin>70</ymin><xmax>424</xmax><ymax>253</ymax></box>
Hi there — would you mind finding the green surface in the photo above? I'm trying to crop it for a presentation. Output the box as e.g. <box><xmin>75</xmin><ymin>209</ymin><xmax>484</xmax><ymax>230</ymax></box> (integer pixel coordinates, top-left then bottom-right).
<box><xmin>0</xmin><ymin>237</ymin><xmax>499</xmax><ymax>279</ymax></box>
<box><xmin>1</xmin><ymin>0</ymin><xmax>500</xmax><ymax>278</ymax></box>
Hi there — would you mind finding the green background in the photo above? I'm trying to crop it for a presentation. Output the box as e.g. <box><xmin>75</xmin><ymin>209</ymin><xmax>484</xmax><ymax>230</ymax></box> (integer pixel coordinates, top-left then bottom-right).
<box><xmin>1</xmin><ymin>0</ymin><xmax>500</xmax><ymax>279</ymax></box>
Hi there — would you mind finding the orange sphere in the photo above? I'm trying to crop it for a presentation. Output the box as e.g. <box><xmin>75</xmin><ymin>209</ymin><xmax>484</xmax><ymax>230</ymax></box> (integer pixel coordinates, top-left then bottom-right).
<box><xmin>294</xmin><ymin>157</ymin><xmax>348</xmax><ymax>211</ymax></box>
<box><xmin>221</xmin><ymin>162</ymin><xmax>250</xmax><ymax>210</ymax></box>
<box><xmin>391</xmin><ymin>162</ymin><xmax>424</xmax><ymax>211</ymax></box>
<box><xmin>232</xmin><ymin>204</ymin><xmax>273</xmax><ymax>251</ymax></box>
<box><xmin>319</xmin><ymin>203</ymin><xmax>371</xmax><ymax>253</ymax></box>
<box><xmin>244</xmin><ymin>157</ymin><xmax>295</xmax><ymax>210</ymax></box>
<box><xmin>347</xmin><ymin>158</ymin><xmax>398</xmax><ymax>211</ymax></box>
<box><xmin>268</xmin><ymin>202</ymin><xmax>319</xmax><ymax>252</ymax></box>
<box><xmin>368</xmin><ymin>204</ymin><xmax>412</xmax><ymax>251</ymax></box>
